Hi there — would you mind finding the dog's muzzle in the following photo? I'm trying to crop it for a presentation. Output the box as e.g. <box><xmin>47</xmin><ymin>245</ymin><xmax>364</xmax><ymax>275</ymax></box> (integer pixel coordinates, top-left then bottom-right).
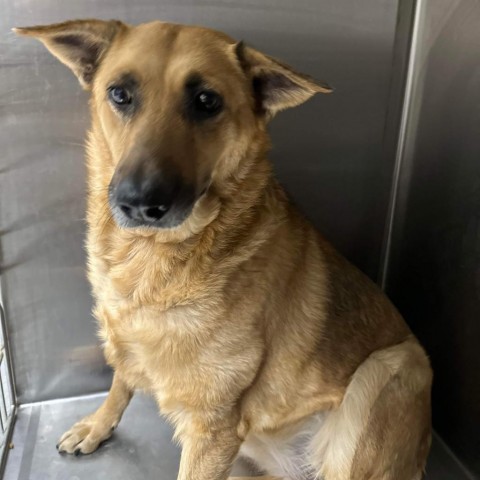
<box><xmin>109</xmin><ymin>170</ymin><xmax>196</xmax><ymax>229</ymax></box>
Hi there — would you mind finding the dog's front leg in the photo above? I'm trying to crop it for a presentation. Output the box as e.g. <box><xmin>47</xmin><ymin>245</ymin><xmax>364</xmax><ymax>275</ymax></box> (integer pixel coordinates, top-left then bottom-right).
<box><xmin>177</xmin><ymin>412</ymin><xmax>242</xmax><ymax>480</ymax></box>
<box><xmin>57</xmin><ymin>371</ymin><xmax>133</xmax><ymax>455</ymax></box>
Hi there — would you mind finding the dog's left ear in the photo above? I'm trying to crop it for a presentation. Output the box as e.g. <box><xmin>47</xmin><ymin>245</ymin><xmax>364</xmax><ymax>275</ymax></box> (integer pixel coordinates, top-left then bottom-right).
<box><xmin>234</xmin><ymin>41</ymin><xmax>332</xmax><ymax>118</ymax></box>
<box><xmin>13</xmin><ymin>19</ymin><xmax>126</xmax><ymax>90</ymax></box>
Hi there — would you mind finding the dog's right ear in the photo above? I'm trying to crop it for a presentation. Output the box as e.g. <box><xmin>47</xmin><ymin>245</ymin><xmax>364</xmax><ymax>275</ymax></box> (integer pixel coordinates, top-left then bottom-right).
<box><xmin>13</xmin><ymin>19</ymin><xmax>126</xmax><ymax>90</ymax></box>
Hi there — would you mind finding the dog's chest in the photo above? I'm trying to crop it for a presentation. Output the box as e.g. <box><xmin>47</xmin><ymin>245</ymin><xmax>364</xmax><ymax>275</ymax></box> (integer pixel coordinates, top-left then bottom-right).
<box><xmin>88</xmin><ymin>232</ymin><xmax>229</xmax><ymax>394</ymax></box>
<box><xmin>88</xmin><ymin>227</ymin><xmax>265</xmax><ymax>413</ymax></box>
<box><xmin>96</xmin><ymin>295</ymin><xmax>263</xmax><ymax>419</ymax></box>
<box><xmin>98</xmin><ymin>302</ymin><xmax>208</xmax><ymax>390</ymax></box>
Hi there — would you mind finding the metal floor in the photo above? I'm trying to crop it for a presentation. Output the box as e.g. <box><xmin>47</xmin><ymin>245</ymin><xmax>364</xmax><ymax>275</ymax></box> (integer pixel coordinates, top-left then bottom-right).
<box><xmin>3</xmin><ymin>393</ymin><xmax>472</xmax><ymax>480</ymax></box>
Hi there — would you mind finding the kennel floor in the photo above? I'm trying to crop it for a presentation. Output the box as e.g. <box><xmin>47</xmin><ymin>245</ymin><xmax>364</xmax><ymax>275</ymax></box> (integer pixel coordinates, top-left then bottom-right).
<box><xmin>3</xmin><ymin>393</ymin><xmax>473</xmax><ymax>480</ymax></box>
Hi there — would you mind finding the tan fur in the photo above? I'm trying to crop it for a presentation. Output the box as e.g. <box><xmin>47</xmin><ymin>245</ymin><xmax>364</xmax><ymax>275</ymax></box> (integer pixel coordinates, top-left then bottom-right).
<box><xmin>231</xmin><ymin>478</ymin><xmax>279</xmax><ymax>480</ymax></box>
<box><xmin>16</xmin><ymin>19</ymin><xmax>432</xmax><ymax>480</ymax></box>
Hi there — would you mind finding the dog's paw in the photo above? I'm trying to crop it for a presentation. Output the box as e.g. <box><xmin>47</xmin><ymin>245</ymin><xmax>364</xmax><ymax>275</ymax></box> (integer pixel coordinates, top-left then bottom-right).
<box><xmin>56</xmin><ymin>414</ymin><xmax>116</xmax><ymax>455</ymax></box>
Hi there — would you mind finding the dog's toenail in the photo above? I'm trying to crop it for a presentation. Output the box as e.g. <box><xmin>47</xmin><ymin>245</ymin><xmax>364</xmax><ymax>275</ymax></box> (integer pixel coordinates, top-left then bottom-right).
<box><xmin>55</xmin><ymin>443</ymin><xmax>59</xmax><ymax>450</ymax></box>
<box><xmin>74</xmin><ymin>448</ymin><xmax>81</xmax><ymax>456</ymax></box>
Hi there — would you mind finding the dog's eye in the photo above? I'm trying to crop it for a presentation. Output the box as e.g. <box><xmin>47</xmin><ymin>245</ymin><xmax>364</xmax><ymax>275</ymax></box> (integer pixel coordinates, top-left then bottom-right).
<box><xmin>108</xmin><ymin>86</ymin><xmax>132</xmax><ymax>106</ymax></box>
<box><xmin>194</xmin><ymin>90</ymin><xmax>223</xmax><ymax>116</ymax></box>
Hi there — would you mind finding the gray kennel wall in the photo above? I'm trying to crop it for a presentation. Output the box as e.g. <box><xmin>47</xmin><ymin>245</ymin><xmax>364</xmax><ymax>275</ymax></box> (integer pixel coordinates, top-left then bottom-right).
<box><xmin>1</xmin><ymin>0</ymin><xmax>479</xmax><ymax>477</ymax></box>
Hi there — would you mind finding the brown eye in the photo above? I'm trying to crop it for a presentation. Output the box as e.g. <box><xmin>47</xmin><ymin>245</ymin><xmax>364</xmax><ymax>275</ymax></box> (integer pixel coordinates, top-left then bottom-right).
<box><xmin>194</xmin><ymin>90</ymin><xmax>223</xmax><ymax>116</ymax></box>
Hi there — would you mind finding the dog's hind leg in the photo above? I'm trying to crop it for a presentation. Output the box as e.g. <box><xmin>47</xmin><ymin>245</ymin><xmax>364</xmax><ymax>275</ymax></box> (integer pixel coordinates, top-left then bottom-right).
<box><xmin>309</xmin><ymin>338</ymin><xmax>432</xmax><ymax>480</ymax></box>
<box><xmin>57</xmin><ymin>372</ymin><xmax>133</xmax><ymax>455</ymax></box>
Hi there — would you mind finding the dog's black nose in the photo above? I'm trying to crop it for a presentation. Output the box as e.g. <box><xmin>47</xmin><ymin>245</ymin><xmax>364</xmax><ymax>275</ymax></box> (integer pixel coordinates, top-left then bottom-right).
<box><xmin>113</xmin><ymin>173</ymin><xmax>179</xmax><ymax>224</ymax></box>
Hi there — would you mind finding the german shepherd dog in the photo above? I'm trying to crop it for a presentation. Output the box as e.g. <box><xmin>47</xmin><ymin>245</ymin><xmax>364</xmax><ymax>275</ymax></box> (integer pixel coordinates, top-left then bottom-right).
<box><xmin>15</xmin><ymin>19</ymin><xmax>432</xmax><ymax>480</ymax></box>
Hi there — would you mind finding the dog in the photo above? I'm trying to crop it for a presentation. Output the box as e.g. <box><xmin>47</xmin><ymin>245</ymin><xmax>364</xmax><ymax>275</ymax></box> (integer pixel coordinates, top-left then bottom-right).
<box><xmin>15</xmin><ymin>19</ymin><xmax>432</xmax><ymax>480</ymax></box>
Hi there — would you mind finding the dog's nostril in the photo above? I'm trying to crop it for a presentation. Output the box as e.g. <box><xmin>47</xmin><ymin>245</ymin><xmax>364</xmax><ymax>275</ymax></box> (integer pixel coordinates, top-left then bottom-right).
<box><xmin>142</xmin><ymin>205</ymin><xmax>170</xmax><ymax>221</ymax></box>
<box><xmin>119</xmin><ymin>204</ymin><xmax>132</xmax><ymax>217</ymax></box>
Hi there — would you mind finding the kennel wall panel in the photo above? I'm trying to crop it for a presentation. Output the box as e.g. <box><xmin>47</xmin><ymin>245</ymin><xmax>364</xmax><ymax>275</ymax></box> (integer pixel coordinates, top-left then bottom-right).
<box><xmin>385</xmin><ymin>0</ymin><xmax>480</xmax><ymax>475</ymax></box>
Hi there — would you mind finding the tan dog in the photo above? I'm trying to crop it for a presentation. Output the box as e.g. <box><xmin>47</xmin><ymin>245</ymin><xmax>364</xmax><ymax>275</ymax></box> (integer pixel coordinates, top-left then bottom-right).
<box><xmin>15</xmin><ymin>19</ymin><xmax>432</xmax><ymax>480</ymax></box>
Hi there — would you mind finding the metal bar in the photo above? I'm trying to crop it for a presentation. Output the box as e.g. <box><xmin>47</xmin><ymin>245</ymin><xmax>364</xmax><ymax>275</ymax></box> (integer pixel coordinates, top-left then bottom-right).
<box><xmin>0</xmin><ymin>407</ymin><xmax>16</xmax><ymax>478</ymax></box>
<box><xmin>0</xmin><ymin>353</ymin><xmax>7</xmax><ymax>433</ymax></box>
<box><xmin>0</xmin><ymin>294</ymin><xmax>16</xmax><ymax>477</ymax></box>
<box><xmin>379</xmin><ymin>0</ymin><xmax>425</xmax><ymax>289</ymax></box>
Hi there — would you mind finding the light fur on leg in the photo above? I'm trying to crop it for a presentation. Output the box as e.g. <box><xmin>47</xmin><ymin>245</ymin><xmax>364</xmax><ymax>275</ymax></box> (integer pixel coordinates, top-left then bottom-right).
<box><xmin>309</xmin><ymin>338</ymin><xmax>432</xmax><ymax>480</ymax></box>
<box><xmin>229</xmin><ymin>477</ymin><xmax>281</xmax><ymax>479</ymax></box>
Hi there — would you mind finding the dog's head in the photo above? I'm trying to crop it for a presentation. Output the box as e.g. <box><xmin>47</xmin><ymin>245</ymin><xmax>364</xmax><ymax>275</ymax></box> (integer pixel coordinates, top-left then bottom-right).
<box><xmin>15</xmin><ymin>20</ymin><xmax>331</xmax><ymax>231</ymax></box>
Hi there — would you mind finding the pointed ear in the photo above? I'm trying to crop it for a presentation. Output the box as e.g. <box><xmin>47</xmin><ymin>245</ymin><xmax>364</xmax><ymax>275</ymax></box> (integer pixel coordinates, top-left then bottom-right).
<box><xmin>13</xmin><ymin>19</ymin><xmax>126</xmax><ymax>90</ymax></box>
<box><xmin>234</xmin><ymin>41</ymin><xmax>332</xmax><ymax>118</ymax></box>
